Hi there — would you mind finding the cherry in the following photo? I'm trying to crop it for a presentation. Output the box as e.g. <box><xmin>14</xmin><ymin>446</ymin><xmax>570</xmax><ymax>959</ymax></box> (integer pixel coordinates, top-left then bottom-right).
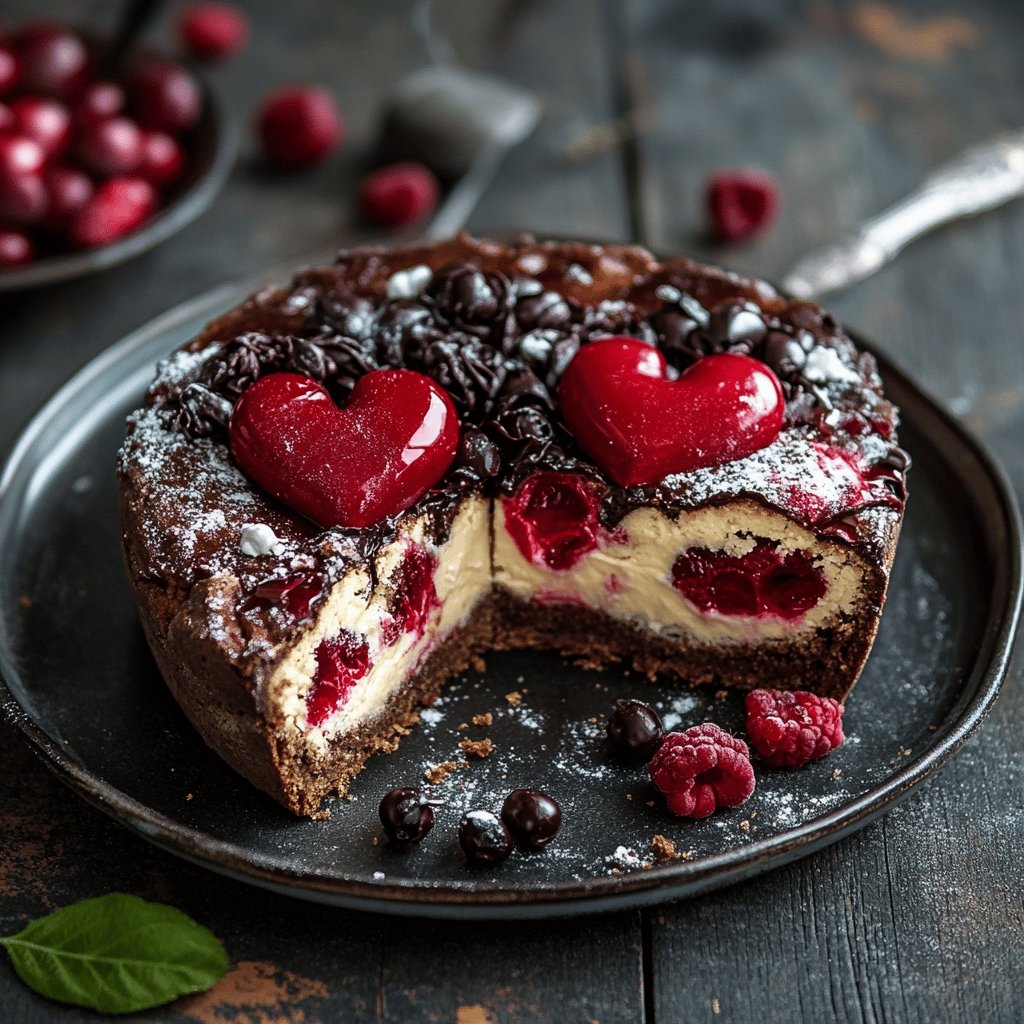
<box><xmin>503</xmin><ymin>472</ymin><xmax>601</xmax><ymax>571</ymax></box>
<box><xmin>256</xmin><ymin>85</ymin><xmax>342</xmax><ymax>169</ymax></box>
<box><xmin>0</xmin><ymin>169</ymin><xmax>47</xmax><ymax>224</ymax></box>
<box><xmin>129</xmin><ymin>59</ymin><xmax>201</xmax><ymax>134</ymax></box>
<box><xmin>305</xmin><ymin>630</ymin><xmax>370</xmax><ymax>727</ymax></box>
<box><xmin>17</xmin><ymin>23</ymin><xmax>91</xmax><ymax>100</ymax></box>
<box><xmin>459</xmin><ymin>811</ymin><xmax>513</xmax><ymax>866</ymax></box>
<box><xmin>378</xmin><ymin>787</ymin><xmax>439</xmax><ymax>845</ymax></box>
<box><xmin>0</xmin><ymin>225</ymin><xmax>34</xmax><ymax>265</ymax></box>
<box><xmin>10</xmin><ymin>97</ymin><xmax>72</xmax><ymax>157</ymax></box>
<box><xmin>707</xmin><ymin>169</ymin><xmax>780</xmax><ymax>243</ymax></box>
<box><xmin>75</xmin><ymin>115</ymin><xmax>144</xmax><ymax>176</ymax></box>
<box><xmin>671</xmin><ymin>542</ymin><xmax>827</xmax><ymax>621</ymax></box>
<box><xmin>138</xmin><ymin>129</ymin><xmax>185</xmax><ymax>187</ymax></box>
<box><xmin>42</xmin><ymin>164</ymin><xmax>93</xmax><ymax>227</ymax></box>
<box><xmin>76</xmin><ymin>80</ymin><xmax>126</xmax><ymax>123</ymax></box>
<box><xmin>607</xmin><ymin>699</ymin><xmax>664</xmax><ymax>761</ymax></box>
<box><xmin>179</xmin><ymin>4</ymin><xmax>249</xmax><ymax>60</ymax></box>
<box><xmin>239</xmin><ymin>571</ymin><xmax>325</xmax><ymax>622</ymax></box>
<box><xmin>390</xmin><ymin>546</ymin><xmax>439</xmax><ymax>640</ymax></box>
<box><xmin>360</xmin><ymin>162</ymin><xmax>439</xmax><ymax>227</ymax></box>
<box><xmin>0</xmin><ymin>134</ymin><xmax>45</xmax><ymax>177</ymax></box>
<box><xmin>68</xmin><ymin>175</ymin><xmax>157</xmax><ymax>247</ymax></box>
<box><xmin>500</xmin><ymin>789</ymin><xmax>562</xmax><ymax>850</ymax></box>
<box><xmin>0</xmin><ymin>44</ymin><xmax>20</xmax><ymax>95</ymax></box>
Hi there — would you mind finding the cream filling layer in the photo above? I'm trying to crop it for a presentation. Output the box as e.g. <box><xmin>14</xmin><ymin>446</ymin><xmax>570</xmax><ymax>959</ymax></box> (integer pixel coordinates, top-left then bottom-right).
<box><xmin>267</xmin><ymin>498</ymin><xmax>491</xmax><ymax>749</ymax></box>
<box><xmin>493</xmin><ymin>500</ymin><xmax>866</xmax><ymax>644</ymax></box>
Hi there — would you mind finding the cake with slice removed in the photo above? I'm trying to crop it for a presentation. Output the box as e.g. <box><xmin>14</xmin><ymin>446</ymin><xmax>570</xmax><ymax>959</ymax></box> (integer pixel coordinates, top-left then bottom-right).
<box><xmin>119</xmin><ymin>234</ymin><xmax>908</xmax><ymax>816</ymax></box>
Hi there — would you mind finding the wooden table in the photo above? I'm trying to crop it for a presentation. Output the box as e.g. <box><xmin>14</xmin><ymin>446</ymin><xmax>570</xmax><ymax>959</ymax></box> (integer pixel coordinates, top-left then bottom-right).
<box><xmin>2</xmin><ymin>2</ymin><xmax>1022</xmax><ymax>1020</ymax></box>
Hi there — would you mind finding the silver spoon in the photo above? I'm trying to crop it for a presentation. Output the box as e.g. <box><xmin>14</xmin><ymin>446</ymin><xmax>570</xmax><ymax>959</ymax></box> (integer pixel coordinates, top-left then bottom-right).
<box><xmin>782</xmin><ymin>129</ymin><xmax>1024</xmax><ymax>300</ymax></box>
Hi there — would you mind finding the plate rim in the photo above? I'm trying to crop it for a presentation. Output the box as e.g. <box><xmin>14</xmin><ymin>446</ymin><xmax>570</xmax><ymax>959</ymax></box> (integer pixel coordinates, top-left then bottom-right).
<box><xmin>1</xmin><ymin>271</ymin><xmax>1020</xmax><ymax>919</ymax></box>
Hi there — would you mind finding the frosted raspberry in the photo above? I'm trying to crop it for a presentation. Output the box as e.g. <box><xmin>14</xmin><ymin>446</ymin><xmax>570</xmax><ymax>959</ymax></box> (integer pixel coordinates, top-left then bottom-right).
<box><xmin>648</xmin><ymin>723</ymin><xmax>755</xmax><ymax>818</ymax></box>
<box><xmin>707</xmin><ymin>168</ymin><xmax>779</xmax><ymax>242</ymax></box>
<box><xmin>745</xmin><ymin>689</ymin><xmax>844</xmax><ymax>768</ymax></box>
<box><xmin>179</xmin><ymin>4</ymin><xmax>249</xmax><ymax>59</ymax></box>
<box><xmin>359</xmin><ymin>162</ymin><xmax>439</xmax><ymax>227</ymax></box>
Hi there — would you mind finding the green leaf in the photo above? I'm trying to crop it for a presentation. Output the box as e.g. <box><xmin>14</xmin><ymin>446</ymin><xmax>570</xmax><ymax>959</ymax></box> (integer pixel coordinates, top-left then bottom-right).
<box><xmin>0</xmin><ymin>893</ymin><xmax>228</xmax><ymax>1014</ymax></box>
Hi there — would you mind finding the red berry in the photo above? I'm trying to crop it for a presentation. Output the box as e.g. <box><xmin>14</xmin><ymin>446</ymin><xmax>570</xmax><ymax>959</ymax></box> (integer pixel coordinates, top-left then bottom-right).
<box><xmin>129</xmin><ymin>59</ymin><xmax>201</xmax><ymax>134</ymax></box>
<box><xmin>17</xmin><ymin>23</ymin><xmax>91</xmax><ymax>100</ymax></box>
<box><xmin>42</xmin><ymin>164</ymin><xmax>93</xmax><ymax>227</ymax></box>
<box><xmin>69</xmin><ymin>175</ymin><xmax>157</xmax><ymax>248</ymax></box>
<box><xmin>76</xmin><ymin>80</ymin><xmax>126</xmax><ymax>123</ymax></box>
<box><xmin>0</xmin><ymin>134</ymin><xmax>45</xmax><ymax>177</ymax></box>
<box><xmin>179</xmin><ymin>4</ymin><xmax>249</xmax><ymax>59</ymax></box>
<box><xmin>0</xmin><ymin>169</ymin><xmax>47</xmax><ymax>224</ymax></box>
<box><xmin>359</xmin><ymin>161</ymin><xmax>439</xmax><ymax>227</ymax></box>
<box><xmin>138</xmin><ymin>129</ymin><xmax>185</xmax><ymax>187</ymax></box>
<box><xmin>707</xmin><ymin>169</ymin><xmax>780</xmax><ymax>243</ymax></box>
<box><xmin>744</xmin><ymin>689</ymin><xmax>844</xmax><ymax>768</ymax></box>
<box><xmin>10</xmin><ymin>97</ymin><xmax>72</xmax><ymax>157</ymax></box>
<box><xmin>0</xmin><ymin>225</ymin><xmax>34</xmax><ymax>265</ymax></box>
<box><xmin>76</xmin><ymin>115</ymin><xmax>145</xmax><ymax>176</ymax></box>
<box><xmin>256</xmin><ymin>86</ymin><xmax>341</xmax><ymax>169</ymax></box>
<box><xmin>648</xmin><ymin>723</ymin><xmax>755</xmax><ymax>818</ymax></box>
<box><xmin>0</xmin><ymin>44</ymin><xmax>20</xmax><ymax>95</ymax></box>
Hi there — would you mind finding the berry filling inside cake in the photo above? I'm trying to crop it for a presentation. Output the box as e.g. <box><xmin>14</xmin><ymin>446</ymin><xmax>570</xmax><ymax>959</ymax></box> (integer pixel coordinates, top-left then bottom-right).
<box><xmin>119</xmin><ymin>234</ymin><xmax>908</xmax><ymax>816</ymax></box>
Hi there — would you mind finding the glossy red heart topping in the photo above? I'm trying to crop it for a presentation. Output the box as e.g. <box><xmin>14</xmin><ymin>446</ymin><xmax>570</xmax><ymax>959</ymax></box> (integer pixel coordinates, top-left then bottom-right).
<box><xmin>229</xmin><ymin>371</ymin><xmax>459</xmax><ymax>528</ymax></box>
<box><xmin>557</xmin><ymin>337</ymin><xmax>784</xmax><ymax>487</ymax></box>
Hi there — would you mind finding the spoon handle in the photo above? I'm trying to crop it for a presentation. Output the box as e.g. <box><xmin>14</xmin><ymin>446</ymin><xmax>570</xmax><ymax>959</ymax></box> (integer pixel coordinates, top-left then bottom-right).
<box><xmin>782</xmin><ymin>128</ymin><xmax>1024</xmax><ymax>300</ymax></box>
<box><xmin>101</xmin><ymin>0</ymin><xmax>165</xmax><ymax>76</ymax></box>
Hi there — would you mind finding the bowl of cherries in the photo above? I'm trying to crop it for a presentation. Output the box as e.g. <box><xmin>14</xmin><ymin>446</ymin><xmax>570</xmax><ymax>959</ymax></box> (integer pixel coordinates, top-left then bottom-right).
<box><xmin>0</xmin><ymin>19</ymin><xmax>237</xmax><ymax>290</ymax></box>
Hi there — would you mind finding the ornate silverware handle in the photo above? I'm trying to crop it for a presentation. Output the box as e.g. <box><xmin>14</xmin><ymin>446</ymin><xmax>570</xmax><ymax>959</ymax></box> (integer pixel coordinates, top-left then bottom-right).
<box><xmin>782</xmin><ymin>128</ymin><xmax>1024</xmax><ymax>300</ymax></box>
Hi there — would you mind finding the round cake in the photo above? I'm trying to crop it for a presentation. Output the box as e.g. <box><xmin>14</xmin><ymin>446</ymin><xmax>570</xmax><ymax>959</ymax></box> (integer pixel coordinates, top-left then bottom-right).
<box><xmin>119</xmin><ymin>234</ymin><xmax>909</xmax><ymax>817</ymax></box>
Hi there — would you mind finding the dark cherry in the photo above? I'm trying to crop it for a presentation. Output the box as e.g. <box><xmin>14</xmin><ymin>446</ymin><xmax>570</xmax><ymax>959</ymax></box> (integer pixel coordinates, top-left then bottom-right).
<box><xmin>500</xmin><ymin>789</ymin><xmax>562</xmax><ymax>850</ymax></box>
<box><xmin>607</xmin><ymin>699</ymin><xmax>664</xmax><ymax>761</ymax></box>
<box><xmin>458</xmin><ymin>810</ymin><xmax>513</xmax><ymax>866</ymax></box>
<box><xmin>378</xmin><ymin>787</ymin><xmax>439</xmax><ymax>845</ymax></box>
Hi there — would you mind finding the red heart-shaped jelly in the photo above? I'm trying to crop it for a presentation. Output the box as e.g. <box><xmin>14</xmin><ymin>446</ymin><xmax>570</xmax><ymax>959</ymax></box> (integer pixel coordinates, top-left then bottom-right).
<box><xmin>229</xmin><ymin>371</ymin><xmax>459</xmax><ymax>528</ymax></box>
<box><xmin>557</xmin><ymin>337</ymin><xmax>784</xmax><ymax>487</ymax></box>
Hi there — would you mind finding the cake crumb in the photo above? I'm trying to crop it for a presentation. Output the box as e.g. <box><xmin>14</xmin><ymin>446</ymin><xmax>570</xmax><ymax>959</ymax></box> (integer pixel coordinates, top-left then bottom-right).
<box><xmin>832</xmin><ymin>768</ymin><xmax>843</xmax><ymax>780</ymax></box>
<box><xmin>928</xmin><ymin>724</ymin><xmax>938</xmax><ymax>732</ymax></box>
<box><xmin>18</xmin><ymin>596</ymin><xmax>31</xmax><ymax>609</ymax></box>
<box><xmin>587</xmin><ymin>716</ymin><xmax>598</xmax><ymax>724</ymax></box>
<box><xmin>712</xmin><ymin>997</ymin><xmax>721</xmax><ymax>1014</ymax></box>
<box><xmin>625</xmin><ymin>793</ymin><xmax>633</xmax><ymax>801</ymax></box>
<box><xmin>505</xmin><ymin>691</ymin><xmax>522</xmax><ymax>707</ymax></box>
<box><xmin>749</xmin><ymin>810</ymin><xmax>757</xmax><ymax>819</ymax></box>
<box><xmin>739</xmin><ymin>819</ymin><xmax>750</xmax><ymax>832</ymax></box>
<box><xmin>897</xmin><ymin>747</ymin><xmax>912</xmax><ymax>757</ymax></box>
<box><xmin>425</xmin><ymin>760</ymin><xmax>459</xmax><ymax>783</ymax></box>
<box><xmin>714</xmin><ymin>689</ymin><xmax>729</xmax><ymax>700</ymax></box>
<box><xmin>185</xmin><ymin>793</ymin><xmax>193</xmax><ymax>802</ymax></box>
<box><xmin>651</xmin><ymin>834</ymin><xmax>681</xmax><ymax>862</ymax></box>
<box><xmin>459</xmin><ymin>737</ymin><xmax>494</xmax><ymax>759</ymax></box>
<box><xmin>371</xmin><ymin>836</ymin><xmax>379</xmax><ymax>846</ymax></box>
<box><xmin>470</xmin><ymin>655</ymin><xmax>486</xmax><ymax>673</ymax></box>
<box><xmin>457</xmin><ymin>722</ymin><xmax>468</xmax><ymax>730</ymax></box>
<box><xmin>472</xmin><ymin>712</ymin><xmax>493</xmax><ymax>727</ymax></box>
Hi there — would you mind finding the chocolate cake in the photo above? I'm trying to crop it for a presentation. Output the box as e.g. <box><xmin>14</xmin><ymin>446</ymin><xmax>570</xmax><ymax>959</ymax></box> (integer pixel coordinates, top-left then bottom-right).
<box><xmin>119</xmin><ymin>234</ymin><xmax>909</xmax><ymax>817</ymax></box>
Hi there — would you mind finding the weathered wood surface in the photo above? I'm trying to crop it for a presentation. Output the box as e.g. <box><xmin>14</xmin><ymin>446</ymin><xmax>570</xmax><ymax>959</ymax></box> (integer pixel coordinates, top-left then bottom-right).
<box><xmin>1</xmin><ymin>1</ymin><xmax>1021</xmax><ymax>1021</ymax></box>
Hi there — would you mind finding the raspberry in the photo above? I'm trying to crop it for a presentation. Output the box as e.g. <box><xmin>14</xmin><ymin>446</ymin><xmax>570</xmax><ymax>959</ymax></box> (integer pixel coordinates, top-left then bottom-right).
<box><xmin>359</xmin><ymin>162</ymin><xmax>439</xmax><ymax>227</ymax></box>
<box><xmin>256</xmin><ymin>86</ymin><xmax>342</xmax><ymax>169</ymax></box>
<box><xmin>179</xmin><ymin>4</ymin><xmax>249</xmax><ymax>60</ymax></box>
<box><xmin>745</xmin><ymin>689</ymin><xmax>844</xmax><ymax>768</ymax></box>
<box><xmin>706</xmin><ymin>168</ymin><xmax>780</xmax><ymax>242</ymax></box>
<box><xmin>648</xmin><ymin>723</ymin><xmax>755</xmax><ymax>818</ymax></box>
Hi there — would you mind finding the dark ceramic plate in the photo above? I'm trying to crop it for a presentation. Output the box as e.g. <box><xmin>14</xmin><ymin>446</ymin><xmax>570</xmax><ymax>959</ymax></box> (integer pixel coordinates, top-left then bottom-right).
<box><xmin>0</xmin><ymin>68</ymin><xmax>237</xmax><ymax>292</ymax></box>
<box><xmin>0</xmin><ymin>278</ymin><xmax>1020</xmax><ymax>919</ymax></box>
